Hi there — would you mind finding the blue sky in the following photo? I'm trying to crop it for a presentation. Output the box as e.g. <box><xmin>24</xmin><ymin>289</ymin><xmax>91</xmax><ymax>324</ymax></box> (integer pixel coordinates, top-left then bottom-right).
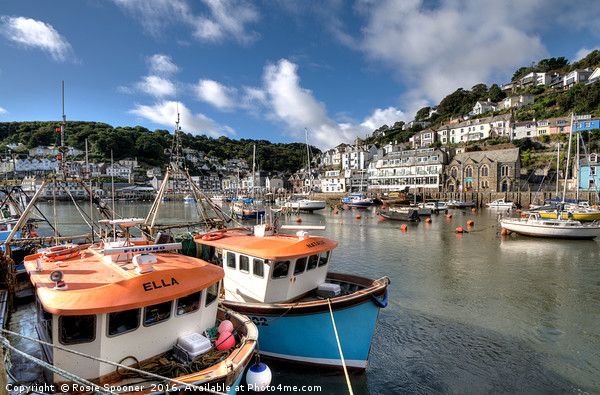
<box><xmin>1</xmin><ymin>1</ymin><xmax>599</xmax><ymax>150</ymax></box>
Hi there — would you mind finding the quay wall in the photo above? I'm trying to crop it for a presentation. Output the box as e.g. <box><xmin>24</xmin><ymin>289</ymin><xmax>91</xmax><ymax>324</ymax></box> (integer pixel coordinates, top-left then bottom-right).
<box><xmin>309</xmin><ymin>191</ymin><xmax>600</xmax><ymax>209</ymax></box>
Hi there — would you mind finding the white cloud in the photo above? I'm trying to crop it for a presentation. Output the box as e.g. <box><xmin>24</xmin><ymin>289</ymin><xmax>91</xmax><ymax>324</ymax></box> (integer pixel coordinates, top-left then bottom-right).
<box><xmin>0</xmin><ymin>107</ymin><xmax>7</xmax><ymax>115</ymax></box>
<box><xmin>129</xmin><ymin>100</ymin><xmax>233</xmax><ymax>137</ymax></box>
<box><xmin>148</xmin><ymin>54</ymin><xmax>179</xmax><ymax>75</ymax></box>
<box><xmin>135</xmin><ymin>75</ymin><xmax>176</xmax><ymax>98</ymax></box>
<box><xmin>112</xmin><ymin>0</ymin><xmax>259</xmax><ymax>44</ymax></box>
<box><xmin>0</xmin><ymin>16</ymin><xmax>75</xmax><ymax>62</ymax></box>
<box><xmin>575</xmin><ymin>47</ymin><xmax>600</xmax><ymax>62</ymax></box>
<box><xmin>263</xmin><ymin>59</ymin><xmax>404</xmax><ymax>149</ymax></box>
<box><xmin>354</xmin><ymin>0</ymin><xmax>549</xmax><ymax>108</ymax></box>
<box><xmin>195</xmin><ymin>79</ymin><xmax>237</xmax><ymax>110</ymax></box>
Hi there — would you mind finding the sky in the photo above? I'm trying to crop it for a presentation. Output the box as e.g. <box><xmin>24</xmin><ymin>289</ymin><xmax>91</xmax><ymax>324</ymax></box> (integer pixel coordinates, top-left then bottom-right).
<box><xmin>1</xmin><ymin>1</ymin><xmax>599</xmax><ymax>150</ymax></box>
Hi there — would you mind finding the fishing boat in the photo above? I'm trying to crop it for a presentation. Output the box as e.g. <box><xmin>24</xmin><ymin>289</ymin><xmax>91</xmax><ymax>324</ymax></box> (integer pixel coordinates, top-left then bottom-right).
<box><xmin>284</xmin><ymin>196</ymin><xmax>327</xmax><ymax>212</ymax></box>
<box><xmin>210</xmin><ymin>195</ymin><xmax>229</xmax><ymax>203</ymax></box>
<box><xmin>376</xmin><ymin>206</ymin><xmax>420</xmax><ymax>222</ymax></box>
<box><xmin>183</xmin><ymin>194</ymin><xmax>196</xmax><ymax>203</ymax></box>
<box><xmin>486</xmin><ymin>199</ymin><xmax>516</xmax><ymax>209</ymax></box>
<box><xmin>20</xmin><ymin>218</ymin><xmax>257</xmax><ymax>392</ymax></box>
<box><xmin>500</xmin><ymin>212</ymin><xmax>600</xmax><ymax>239</ymax></box>
<box><xmin>537</xmin><ymin>201</ymin><xmax>600</xmax><ymax>221</ymax></box>
<box><xmin>446</xmin><ymin>199</ymin><xmax>475</xmax><ymax>208</ymax></box>
<box><xmin>193</xmin><ymin>223</ymin><xmax>389</xmax><ymax>370</ymax></box>
<box><xmin>230</xmin><ymin>198</ymin><xmax>265</xmax><ymax>220</ymax></box>
<box><xmin>342</xmin><ymin>193</ymin><xmax>373</xmax><ymax>208</ymax></box>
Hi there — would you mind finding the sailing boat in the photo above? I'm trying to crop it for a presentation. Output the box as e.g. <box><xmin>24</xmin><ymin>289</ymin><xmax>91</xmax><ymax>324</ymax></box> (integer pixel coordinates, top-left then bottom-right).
<box><xmin>285</xmin><ymin>129</ymin><xmax>326</xmax><ymax>212</ymax></box>
<box><xmin>230</xmin><ymin>145</ymin><xmax>265</xmax><ymax>219</ymax></box>
<box><xmin>537</xmin><ymin>112</ymin><xmax>600</xmax><ymax>221</ymax></box>
<box><xmin>342</xmin><ymin>170</ymin><xmax>373</xmax><ymax>208</ymax></box>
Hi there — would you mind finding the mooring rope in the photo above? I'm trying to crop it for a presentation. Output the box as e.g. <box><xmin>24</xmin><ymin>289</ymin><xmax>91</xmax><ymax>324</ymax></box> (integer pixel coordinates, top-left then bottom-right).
<box><xmin>327</xmin><ymin>299</ymin><xmax>354</xmax><ymax>395</ymax></box>
<box><xmin>0</xmin><ymin>329</ymin><xmax>228</xmax><ymax>395</ymax></box>
<box><xmin>0</xmin><ymin>335</ymin><xmax>115</xmax><ymax>395</ymax></box>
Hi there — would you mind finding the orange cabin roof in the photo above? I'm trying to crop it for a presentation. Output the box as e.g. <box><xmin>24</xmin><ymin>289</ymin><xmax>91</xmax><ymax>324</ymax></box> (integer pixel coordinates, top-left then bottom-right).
<box><xmin>194</xmin><ymin>229</ymin><xmax>338</xmax><ymax>260</ymax></box>
<box><xmin>23</xmin><ymin>248</ymin><xmax>224</xmax><ymax>316</ymax></box>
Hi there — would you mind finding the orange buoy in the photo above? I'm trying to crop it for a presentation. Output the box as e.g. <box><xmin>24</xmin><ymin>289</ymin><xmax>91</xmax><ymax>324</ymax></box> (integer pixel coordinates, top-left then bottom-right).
<box><xmin>400</xmin><ymin>224</ymin><xmax>407</xmax><ymax>231</ymax></box>
<box><xmin>446</xmin><ymin>214</ymin><xmax>452</xmax><ymax>219</ymax></box>
<box><xmin>425</xmin><ymin>218</ymin><xmax>432</xmax><ymax>223</ymax></box>
<box><xmin>334</xmin><ymin>210</ymin><xmax>339</xmax><ymax>214</ymax></box>
<box><xmin>521</xmin><ymin>212</ymin><xmax>527</xmax><ymax>217</ymax></box>
<box><xmin>467</xmin><ymin>220</ymin><xmax>474</xmax><ymax>227</ymax></box>
<box><xmin>296</xmin><ymin>218</ymin><xmax>302</xmax><ymax>222</ymax></box>
<box><xmin>471</xmin><ymin>208</ymin><xmax>476</xmax><ymax>212</ymax></box>
<box><xmin>501</xmin><ymin>228</ymin><xmax>508</xmax><ymax>236</ymax></box>
<box><xmin>456</xmin><ymin>227</ymin><xmax>464</xmax><ymax>233</ymax></box>
<box><xmin>356</xmin><ymin>215</ymin><xmax>361</xmax><ymax>219</ymax></box>
<box><xmin>516</xmin><ymin>209</ymin><xmax>521</xmax><ymax>212</ymax></box>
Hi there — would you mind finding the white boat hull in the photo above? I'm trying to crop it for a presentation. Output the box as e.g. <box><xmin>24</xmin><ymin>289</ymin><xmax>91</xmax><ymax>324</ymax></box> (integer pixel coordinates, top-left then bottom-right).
<box><xmin>500</xmin><ymin>218</ymin><xmax>600</xmax><ymax>239</ymax></box>
<box><xmin>285</xmin><ymin>199</ymin><xmax>327</xmax><ymax>211</ymax></box>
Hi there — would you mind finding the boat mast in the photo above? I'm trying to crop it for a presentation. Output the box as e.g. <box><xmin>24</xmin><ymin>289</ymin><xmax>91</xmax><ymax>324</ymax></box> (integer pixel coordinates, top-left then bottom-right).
<box><xmin>562</xmin><ymin>112</ymin><xmax>574</xmax><ymax>202</ymax></box>
<box><xmin>305</xmin><ymin>128</ymin><xmax>311</xmax><ymax>194</ymax></box>
<box><xmin>555</xmin><ymin>142</ymin><xmax>560</xmax><ymax>198</ymax></box>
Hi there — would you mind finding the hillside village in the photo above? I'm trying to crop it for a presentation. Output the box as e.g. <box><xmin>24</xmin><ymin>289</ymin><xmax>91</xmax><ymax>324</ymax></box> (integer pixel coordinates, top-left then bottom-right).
<box><xmin>2</xmin><ymin>62</ymin><xmax>600</xmax><ymax>199</ymax></box>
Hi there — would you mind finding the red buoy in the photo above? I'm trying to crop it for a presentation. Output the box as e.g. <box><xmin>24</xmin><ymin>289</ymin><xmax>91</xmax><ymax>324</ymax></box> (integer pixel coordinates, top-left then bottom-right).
<box><xmin>356</xmin><ymin>215</ymin><xmax>361</xmax><ymax>219</ymax></box>
<box><xmin>425</xmin><ymin>218</ymin><xmax>432</xmax><ymax>223</ymax></box>
<box><xmin>296</xmin><ymin>218</ymin><xmax>302</xmax><ymax>222</ymax></box>
<box><xmin>334</xmin><ymin>210</ymin><xmax>339</xmax><ymax>214</ymax></box>
<box><xmin>401</xmin><ymin>224</ymin><xmax>407</xmax><ymax>231</ymax></box>
<box><xmin>471</xmin><ymin>208</ymin><xmax>476</xmax><ymax>212</ymax></box>
<box><xmin>467</xmin><ymin>220</ymin><xmax>474</xmax><ymax>227</ymax></box>
<box><xmin>446</xmin><ymin>214</ymin><xmax>452</xmax><ymax>219</ymax></box>
<box><xmin>456</xmin><ymin>227</ymin><xmax>464</xmax><ymax>233</ymax></box>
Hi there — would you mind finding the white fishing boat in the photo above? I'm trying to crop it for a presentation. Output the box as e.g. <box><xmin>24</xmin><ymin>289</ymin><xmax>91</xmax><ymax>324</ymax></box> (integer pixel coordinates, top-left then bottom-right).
<box><xmin>486</xmin><ymin>199</ymin><xmax>516</xmax><ymax>209</ymax></box>
<box><xmin>446</xmin><ymin>199</ymin><xmax>475</xmax><ymax>208</ymax></box>
<box><xmin>17</xmin><ymin>218</ymin><xmax>258</xmax><ymax>393</ymax></box>
<box><xmin>500</xmin><ymin>212</ymin><xmax>600</xmax><ymax>239</ymax></box>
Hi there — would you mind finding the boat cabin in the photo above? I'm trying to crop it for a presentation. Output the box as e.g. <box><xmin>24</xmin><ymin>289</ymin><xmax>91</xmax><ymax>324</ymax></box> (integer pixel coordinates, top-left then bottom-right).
<box><xmin>196</xmin><ymin>225</ymin><xmax>337</xmax><ymax>304</ymax></box>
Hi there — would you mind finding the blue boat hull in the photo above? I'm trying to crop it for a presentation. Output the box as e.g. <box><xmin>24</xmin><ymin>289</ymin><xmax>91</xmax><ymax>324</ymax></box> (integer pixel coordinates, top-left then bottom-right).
<box><xmin>222</xmin><ymin>273</ymin><xmax>388</xmax><ymax>369</ymax></box>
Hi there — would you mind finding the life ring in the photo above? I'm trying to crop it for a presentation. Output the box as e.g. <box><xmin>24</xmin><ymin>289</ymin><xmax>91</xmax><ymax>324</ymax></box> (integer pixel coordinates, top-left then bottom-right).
<box><xmin>202</xmin><ymin>232</ymin><xmax>225</xmax><ymax>241</ymax></box>
<box><xmin>42</xmin><ymin>244</ymin><xmax>81</xmax><ymax>261</ymax></box>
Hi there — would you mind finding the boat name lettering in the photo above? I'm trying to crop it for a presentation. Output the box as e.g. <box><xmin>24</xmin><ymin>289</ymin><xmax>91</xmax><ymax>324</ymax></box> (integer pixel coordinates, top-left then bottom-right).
<box><xmin>143</xmin><ymin>277</ymin><xmax>180</xmax><ymax>291</ymax></box>
<box><xmin>122</xmin><ymin>245</ymin><xmax>170</xmax><ymax>253</ymax></box>
<box><xmin>305</xmin><ymin>240</ymin><xmax>325</xmax><ymax>248</ymax></box>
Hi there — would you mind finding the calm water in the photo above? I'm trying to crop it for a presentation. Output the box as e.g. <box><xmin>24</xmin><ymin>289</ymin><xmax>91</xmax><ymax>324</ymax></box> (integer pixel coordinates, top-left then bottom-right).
<box><xmin>18</xmin><ymin>202</ymin><xmax>600</xmax><ymax>394</ymax></box>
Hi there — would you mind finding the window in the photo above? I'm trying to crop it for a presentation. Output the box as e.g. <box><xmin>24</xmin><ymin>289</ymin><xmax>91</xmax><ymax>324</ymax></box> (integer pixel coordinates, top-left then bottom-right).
<box><xmin>108</xmin><ymin>308</ymin><xmax>140</xmax><ymax>336</ymax></box>
<box><xmin>227</xmin><ymin>252</ymin><xmax>236</xmax><ymax>269</ymax></box>
<box><xmin>501</xmin><ymin>165</ymin><xmax>509</xmax><ymax>177</ymax></box>
<box><xmin>59</xmin><ymin>315</ymin><xmax>95</xmax><ymax>344</ymax></box>
<box><xmin>253</xmin><ymin>258</ymin><xmax>264</xmax><ymax>278</ymax></box>
<box><xmin>205</xmin><ymin>283</ymin><xmax>218</xmax><ymax>306</ymax></box>
<box><xmin>239</xmin><ymin>255</ymin><xmax>249</xmax><ymax>273</ymax></box>
<box><xmin>294</xmin><ymin>257</ymin><xmax>307</xmax><ymax>275</ymax></box>
<box><xmin>590</xmin><ymin>167</ymin><xmax>597</xmax><ymax>176</ymax></box>
<box><xmin>465</xmin><ymin>166</ymin><xmax>473</xmax><ymax>178</ymax></box>
<box><xmin>144</xmin><ymin>301</ymin><xmax>172</xmax><ymax>326</ymax></box>
<box><xmin>451</xmin><ymin>167</ymin><xmax>458</xmax><ymax>178</ymax></box>
<box><xmin>177</xmin><ymin>291</ymin><xmax>201</xmax><ymax>316</ymax></box>
<box><xmin>272</xmin><ymin>260</ymin><xmax>290</xmax><ymax>278</ymax></box>
<box><xmin>319</xmin><ymin>251</ymin><xmax>330</xmax><ymax>267</ymax></box>
<box><xmin>480</xmin><ymin>166</ymin><xmax>489</xmax><ymax>177</ymax></box>
<box><xmin>481</xmin><ymin>180</ymin><xmax>489</xmax><ymax>188</ymax></box>
<box><xmin>307</xmin><ymin>255</ymin><xmax>319</xmax><ymax>271</ymax></box>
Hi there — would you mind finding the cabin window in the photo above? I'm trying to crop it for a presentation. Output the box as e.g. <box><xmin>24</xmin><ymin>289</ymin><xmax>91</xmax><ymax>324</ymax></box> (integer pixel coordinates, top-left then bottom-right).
<box><xmin>59</xmin><ymin>315</ymin><xmax>96</xmax><ymax>344</ymax></box>
<box><xmin>177</xmin><ymin>291</ymin><xmax>201</xmax><ymax>316</ymax></box>
<box><xmin>108</xmin><ymin>308</ymin><xmax>140</xmax><ymax>336</ymax></box>
<box><xmin>253</xmin><ymin>258</ymin><xmax>264</xmax><ymax>278</ymax></box>
<box><xmin>294</xmin><ymin>257</ymin><xmax>307</xmax><ymax>275</ymax></box>
<box><xmin>144</xmin><ymin>301</ymin><xmax>172</xmax><ymax>326</ymax></box>
<box><xmin>319</xmin><ymin>251</ymin><xmax>330</xmax><ymax>267</ymax></box>
<box><xmin>239</xmin><ymin>255</ymin><xmax>250</xmax><ymax>273</ymax></box>
<box><xmin>272</xmin><ymin>260</ymin><xmax>290</xmax><ymax>279</ymax></box>
<box><xmin>307</xmin><ymin>255</ymin><xmax>319</xmax><ymax>271</ymax></box>
<box><xmin>205</xmin><ymin>282</ymin><xmax>219</xmax><ymax>306</ymax></box>
<box><xmin>227</xmin><ymin>252</ymin><xmax>236</xmax><ymax>269</ymax></box>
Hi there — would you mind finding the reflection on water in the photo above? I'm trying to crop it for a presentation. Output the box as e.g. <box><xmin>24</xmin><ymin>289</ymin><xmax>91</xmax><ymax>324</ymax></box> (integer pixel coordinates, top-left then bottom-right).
<box><xmin>18</xmin><ymin>203</ymin><xmax>600</xmax><ymax>393</ymax></box>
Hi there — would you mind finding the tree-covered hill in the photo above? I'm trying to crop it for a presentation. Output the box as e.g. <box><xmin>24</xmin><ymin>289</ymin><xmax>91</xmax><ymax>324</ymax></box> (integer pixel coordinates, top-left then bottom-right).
<box><xmin>0</xmin><ymin>121</ymin><xmax>318</xmax><ymax>174</ymax></box>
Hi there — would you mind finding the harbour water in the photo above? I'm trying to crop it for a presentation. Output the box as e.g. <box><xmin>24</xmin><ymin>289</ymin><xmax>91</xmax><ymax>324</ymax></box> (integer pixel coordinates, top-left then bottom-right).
<box><xmin>12</xmin><ymin>201</ymin><xmax>600</xmax><ymax>394</ymax></box>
